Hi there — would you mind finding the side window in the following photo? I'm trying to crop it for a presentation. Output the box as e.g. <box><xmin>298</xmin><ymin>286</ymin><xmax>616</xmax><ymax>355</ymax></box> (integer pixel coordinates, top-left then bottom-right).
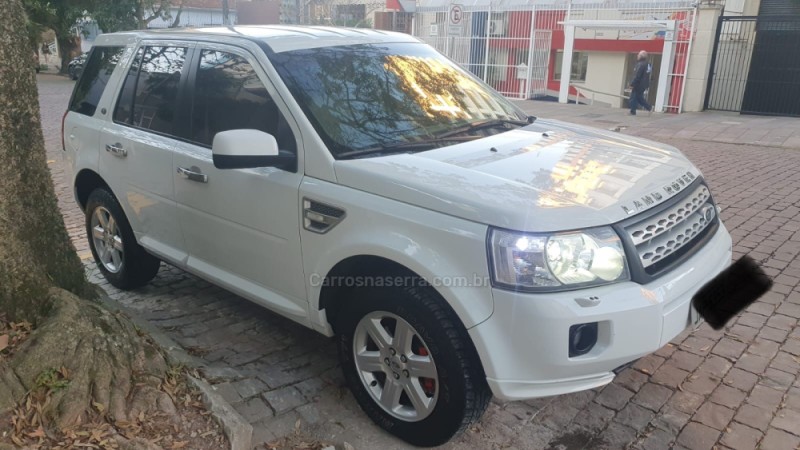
<box><xmin>113</xmin><ymin>46</ymin><xmax>187</xmax><ymax>135</ymax></box>
<box><xmin>190</xmin><ymin>49</ymin><xmax>296</xmax><ymax>153</ymax></box>
<box><xmin>68</xmin><ymin>46</ymin><xmax>125</xmax><ymax>116</ymax></box>
<box><xmin>113</xmin><ymin>47</ymin><xmax>143</xmax><ymax>124</ymax></box>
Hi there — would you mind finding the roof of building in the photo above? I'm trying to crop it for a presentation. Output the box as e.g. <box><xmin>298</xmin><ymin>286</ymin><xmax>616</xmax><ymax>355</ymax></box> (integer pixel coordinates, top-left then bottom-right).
<box><xmin>96</xmin><ymin>25</ymin><xmax>420</xmax><ymax>52</ymax></box>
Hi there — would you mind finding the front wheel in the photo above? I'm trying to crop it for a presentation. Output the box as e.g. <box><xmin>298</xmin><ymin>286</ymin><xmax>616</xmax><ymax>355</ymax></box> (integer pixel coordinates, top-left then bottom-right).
<box><xmin>85</xmin><ymin>188</ymin><xmax>161</xmax><ymax>290</ymax></box>
<box><xmin>337</xmin><ymin>284</ymin><xmax>491</xmax><ymax>446</ymax></box>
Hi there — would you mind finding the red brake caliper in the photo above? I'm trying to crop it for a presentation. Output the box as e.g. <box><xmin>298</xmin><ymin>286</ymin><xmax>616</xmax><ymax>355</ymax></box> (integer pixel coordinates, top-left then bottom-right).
<box><xmin>418</xmin><ymin>346</ymin><xmax>436</xmax><ymax>396</ymax></box>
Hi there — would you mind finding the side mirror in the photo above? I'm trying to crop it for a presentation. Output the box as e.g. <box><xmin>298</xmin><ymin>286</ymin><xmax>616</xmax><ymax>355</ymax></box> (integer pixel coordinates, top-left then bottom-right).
<box><xmin>212</xmin><ymin>129</ymin><xmax>295</xmax><ymax>171</ymax></box>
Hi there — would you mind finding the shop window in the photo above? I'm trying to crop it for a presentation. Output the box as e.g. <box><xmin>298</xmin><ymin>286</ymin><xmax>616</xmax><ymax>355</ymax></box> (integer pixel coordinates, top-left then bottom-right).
<box><xmin>553</xmin><ymin>51</ymin><xmax>588</xmax><ymax>82</ymax></box>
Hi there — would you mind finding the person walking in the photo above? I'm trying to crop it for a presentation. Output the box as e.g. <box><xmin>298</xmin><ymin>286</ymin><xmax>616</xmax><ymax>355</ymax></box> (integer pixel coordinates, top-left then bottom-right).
<box><xmin>629</xmin><ymin>50</ymin><xmax>652</xmax><ymax>115</ymax></box>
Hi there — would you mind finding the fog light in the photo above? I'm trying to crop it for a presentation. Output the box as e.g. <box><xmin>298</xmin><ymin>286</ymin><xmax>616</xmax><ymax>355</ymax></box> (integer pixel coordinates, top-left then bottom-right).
<box><xmin>569</xmin><ymin>322</ymin><xmax>598</xmax><ymax>357</ymax></box>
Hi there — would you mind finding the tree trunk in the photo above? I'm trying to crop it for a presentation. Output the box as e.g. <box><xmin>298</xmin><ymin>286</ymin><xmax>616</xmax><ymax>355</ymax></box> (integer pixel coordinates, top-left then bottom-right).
<box><xmin>56</xmin><ymin>34</ymin><xmax>81</xmax><ymax>74</ymax></box>
<box><xmin>0</xmin><ymin>0</ymin><xmax>92</xmax><ymax>323</ymax></box>
<box><xmin>222</xmin><ymin>0</ymin><xmax>230</xmax><ymax>25</ymax></box>
<box><xmin>0</xmin><ymin>3</ymin><xmax>178</xmax><ymax>438</ymax></box>
<box><xmin>170</xmin><ymin>0</ymin><xmax>186</xmax><ymax>27</ymax></box>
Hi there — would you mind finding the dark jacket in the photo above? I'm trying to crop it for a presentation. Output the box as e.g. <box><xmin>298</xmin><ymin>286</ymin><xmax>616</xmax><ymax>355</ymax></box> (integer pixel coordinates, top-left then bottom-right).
<box><xmin>631</xmin><ymin>59</ymin><xmax>650</xmax><ymax>91</ymax></box>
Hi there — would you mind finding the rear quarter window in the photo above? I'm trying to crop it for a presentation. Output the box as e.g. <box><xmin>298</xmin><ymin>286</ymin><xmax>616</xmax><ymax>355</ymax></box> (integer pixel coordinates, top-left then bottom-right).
<box><xmin>68</xmin><ymin>46</ymin><xmax>125</xmax><ymax>117</ymax></box>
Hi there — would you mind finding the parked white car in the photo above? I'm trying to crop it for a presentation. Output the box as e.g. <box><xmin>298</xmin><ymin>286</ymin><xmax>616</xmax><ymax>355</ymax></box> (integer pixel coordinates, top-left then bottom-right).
<box><xmin>64</xmin><ymin>26</ymin><xmax>732</xmax><ymax>446</ymax></box>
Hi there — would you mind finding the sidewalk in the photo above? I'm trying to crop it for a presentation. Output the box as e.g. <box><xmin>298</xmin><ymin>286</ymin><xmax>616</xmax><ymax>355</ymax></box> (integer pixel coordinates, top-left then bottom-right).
<box><xmin>514</xmin><ymin>100</ymin><xmax>800</xmax><ymax>150</ymax></box>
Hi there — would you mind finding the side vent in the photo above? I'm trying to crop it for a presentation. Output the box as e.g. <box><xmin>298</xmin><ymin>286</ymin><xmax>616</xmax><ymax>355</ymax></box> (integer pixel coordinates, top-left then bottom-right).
<box><xmin>303</xmin><ymin>198</ymin><xmax>346</xmax><ymax>234</ymax></box>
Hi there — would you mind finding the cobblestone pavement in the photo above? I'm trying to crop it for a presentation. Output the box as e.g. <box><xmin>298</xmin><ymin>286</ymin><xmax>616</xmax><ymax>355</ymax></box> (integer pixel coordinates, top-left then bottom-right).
<box><xmin>39</xmin><ymin>74</ymin><xmax>800</xmax><ymax>449</ymax></box>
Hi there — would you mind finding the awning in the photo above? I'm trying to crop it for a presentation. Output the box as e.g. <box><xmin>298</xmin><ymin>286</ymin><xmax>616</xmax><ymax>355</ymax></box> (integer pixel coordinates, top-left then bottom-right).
<box><xmin>386</xmin><ymin>0</ymin><xmax>416</xmax><ymax>11</ymax></box>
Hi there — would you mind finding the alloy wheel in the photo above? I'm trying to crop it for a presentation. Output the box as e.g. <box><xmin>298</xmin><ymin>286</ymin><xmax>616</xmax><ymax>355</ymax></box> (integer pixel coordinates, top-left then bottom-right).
<box><xmin>352</xmin><ymin>311</ymin><xmax>439</xmax><ymax>422</ymax></box>
<box><xmin>90</xmin><ymin>206</ymin><xmax>124</xmax><ymax>273</ymax></box>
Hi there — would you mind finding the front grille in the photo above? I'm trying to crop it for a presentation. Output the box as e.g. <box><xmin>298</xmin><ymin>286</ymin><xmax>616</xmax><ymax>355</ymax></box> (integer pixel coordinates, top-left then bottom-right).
<box><xmin>624</xmin><ymin>184</ymin><xmax>717</xmax><ymax>273</ymax></box>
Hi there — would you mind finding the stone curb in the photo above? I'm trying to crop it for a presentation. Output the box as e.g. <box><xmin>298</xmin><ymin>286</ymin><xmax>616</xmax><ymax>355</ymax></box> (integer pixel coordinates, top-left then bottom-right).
<box><xmin>189</xmin><ymin>375</ymin><xmax>253</xmax><ymax>450</ymax></box>
<box><xmin>96</xmin><ymin>291</ymin><xmax>253</xmax><ymax>450</ymax></box>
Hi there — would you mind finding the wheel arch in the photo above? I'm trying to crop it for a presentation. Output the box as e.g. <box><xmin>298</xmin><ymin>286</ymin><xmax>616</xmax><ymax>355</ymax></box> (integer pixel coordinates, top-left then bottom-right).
<box><xmin>318</xmin><ymin>255</ymin><xmax>476</xmax><ymax>337</ymax></box>
<box><xmin>74</xmin><ymin>169</ymin><xmax>112</xmax><ymax>211</ymax></box>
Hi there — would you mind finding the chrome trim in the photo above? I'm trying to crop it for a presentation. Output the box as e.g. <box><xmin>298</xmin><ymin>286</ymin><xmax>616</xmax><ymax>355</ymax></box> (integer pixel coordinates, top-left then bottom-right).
<box><xmin>177</xmin><ymin>166</ymin><xmax>208</xmax><ymax>183</ymax></box>
<box><xmin>105</xmin><ymin>143</ymin><xmax>127</xmax><ymax>158</ymax></box>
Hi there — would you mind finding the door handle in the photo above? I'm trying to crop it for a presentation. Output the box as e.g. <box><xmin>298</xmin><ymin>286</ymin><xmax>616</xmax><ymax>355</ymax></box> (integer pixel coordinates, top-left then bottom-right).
<box><xmin>177</xmin><ymin>166</ymin><xmax>208</xmax><ymax>183</ymax></box>
<box><xmin>105</xmin><ymin>143</ymin><xmax>127</xmax><ymax>158</ymax></box>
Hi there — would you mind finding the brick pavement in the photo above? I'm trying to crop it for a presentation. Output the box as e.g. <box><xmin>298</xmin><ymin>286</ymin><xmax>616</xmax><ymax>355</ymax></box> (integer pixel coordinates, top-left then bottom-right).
<box><xmin>38</xmin><ymin>74</ymin><xmax>800</xmax><ymax>449</ymax></box>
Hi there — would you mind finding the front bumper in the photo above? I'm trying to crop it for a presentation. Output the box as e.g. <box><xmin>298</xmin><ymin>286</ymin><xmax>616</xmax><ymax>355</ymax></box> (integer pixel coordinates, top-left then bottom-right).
<box><xmin>470</xmin><ymin>223</ymin><xmax>732</xmax><ymax>401</ymax></box>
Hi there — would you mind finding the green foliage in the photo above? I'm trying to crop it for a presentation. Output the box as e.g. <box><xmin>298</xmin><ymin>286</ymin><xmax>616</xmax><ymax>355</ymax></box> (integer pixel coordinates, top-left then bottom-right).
<box><xmin>92</xmin><ymin>1</ymin><xmax>138</xmax><ymax>33</ymax></box>
<box><xmin>93</xmin><ymin>0</ymin><xmax>176</xmax><ymax>33</ymax></box>
<box><xmin>35</xmin><ymin>368</ymin><xmax>70</xmax><ymax>392</ymax></box>
<box><xmin>21</xmin><ymin>0</ymin><xmax>89</xmax><ymax>40</ymax></box>
<box><xmin>22</xmin><ymin>0</ymin><xmax>176</xmax><ymax>39</ymax></box>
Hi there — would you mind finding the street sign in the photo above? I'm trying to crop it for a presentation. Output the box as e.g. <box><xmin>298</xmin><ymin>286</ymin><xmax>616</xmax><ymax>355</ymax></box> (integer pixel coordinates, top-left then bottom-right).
<box><xmin>449</xmin><ymin>4</ymin><xmax>464</xmax><ymax>26</ymax></box>
<box><xmin>448</xmin><ymin>26</ymin><xmax>463</xmax><ymax>36</ymax></box>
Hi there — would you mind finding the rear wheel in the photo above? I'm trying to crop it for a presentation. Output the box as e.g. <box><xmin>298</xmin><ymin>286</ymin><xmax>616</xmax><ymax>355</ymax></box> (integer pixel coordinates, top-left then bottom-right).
<box><xmin>337</xmin><ymin>284</ymin><xmax>491</xmax><ymax>446</ymax></box>
<box><xmin>85</xmin><ymin>188</ymin><xmax>160</xmax><ymax>289</ymax></box>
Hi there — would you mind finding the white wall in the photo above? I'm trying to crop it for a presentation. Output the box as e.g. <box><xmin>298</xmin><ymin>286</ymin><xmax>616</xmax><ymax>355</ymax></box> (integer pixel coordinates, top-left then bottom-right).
<box><xmin>578</xmin><ymin>51</ymin><xmax>627</xmax><ymax>108</ymax></box>
<box><xmin>148</xmin><ymin>7</ymin><xmax>239</xmax><ymax>28</ymax></box>
<box><xmin>743</xmin><ymin>0</ymin><xmax>762</xmax><ymax>16</ymax></box>
<box><xmin>682</xmin><ymin>4</ymin><xmax>723</xmax><ymax>112</ymax></box>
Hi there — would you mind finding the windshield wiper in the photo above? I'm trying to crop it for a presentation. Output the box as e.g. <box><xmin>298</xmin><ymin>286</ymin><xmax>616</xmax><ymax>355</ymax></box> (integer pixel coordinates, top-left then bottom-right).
<box><xmin>337</xmin><ymin>135</ymin><xmax>480</xmax><ymax>160</ymax></box>
<box><xmin>434</xmin><ymin>117</ymin><xmax>532</xmax><ymax>140</ymax></box>
<box><xmin>336</xmin><ymin>117</ymin><xmax>533</xmax><ymax>160</ymax></box>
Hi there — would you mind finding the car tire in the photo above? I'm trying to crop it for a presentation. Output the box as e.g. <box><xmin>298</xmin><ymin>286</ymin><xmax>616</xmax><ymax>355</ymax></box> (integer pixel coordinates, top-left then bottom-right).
<box><xmin>85</xmin><ymin>188</ymin><xmax>160</xmax><ymax>290</ymax></box>
<box><xmin>336</xmin><ymin>282</ymin><xmax>491</xmax><ymax>447</ymax></box>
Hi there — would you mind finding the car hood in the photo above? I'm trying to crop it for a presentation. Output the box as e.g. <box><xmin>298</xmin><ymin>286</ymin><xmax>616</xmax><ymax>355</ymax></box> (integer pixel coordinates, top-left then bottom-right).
<box><xmin>334</xmin><ymin>118</ymin><xmax>703</xmax><ymax>232</ymax></box>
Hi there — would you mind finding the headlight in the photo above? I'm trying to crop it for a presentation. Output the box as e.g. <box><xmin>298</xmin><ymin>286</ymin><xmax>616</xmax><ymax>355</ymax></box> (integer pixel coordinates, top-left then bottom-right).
<box><xmin>489</xmin><ymin>227</ymin><xmax>629</xmax><ymax>290</ymax></box>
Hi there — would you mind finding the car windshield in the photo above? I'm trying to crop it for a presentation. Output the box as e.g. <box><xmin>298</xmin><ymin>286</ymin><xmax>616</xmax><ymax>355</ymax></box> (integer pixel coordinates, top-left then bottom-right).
<box><xmin>268</xmin><ymin>42</ymin><xmax>528</xmax><ymax>159</ymax></box>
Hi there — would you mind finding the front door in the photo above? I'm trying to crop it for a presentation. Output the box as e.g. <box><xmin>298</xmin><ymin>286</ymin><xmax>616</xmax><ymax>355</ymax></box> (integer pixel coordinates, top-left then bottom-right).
<box><xmin>173</xmin><ymin>45</ymin><xmax>308</xmax><ymax>322</ymax></box>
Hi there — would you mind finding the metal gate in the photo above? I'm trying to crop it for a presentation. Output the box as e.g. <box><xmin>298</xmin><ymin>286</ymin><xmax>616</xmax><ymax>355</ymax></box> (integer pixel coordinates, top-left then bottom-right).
<box><xmin>740</xmin><ymin>17</ymin><xmax>800</xmax><ymax>116</ymax></box>
<box><xmin>705</xmin><ymin>15</ymin><xmax>800</xmax><ymax>116</ymax></box>
<box><xmin>704</xmin><ymin>16</ymin><xmax>757</xmax><ymax>112</ymax></box>
<box><xmin>527</xmin><ymin>30</ymin><xmax>551</xmax><ymax>99</ymax></box>
<box><xmin>414</xmin><ymin>5</ymin><xmax>550</xmax><ymax>100</ymax></box>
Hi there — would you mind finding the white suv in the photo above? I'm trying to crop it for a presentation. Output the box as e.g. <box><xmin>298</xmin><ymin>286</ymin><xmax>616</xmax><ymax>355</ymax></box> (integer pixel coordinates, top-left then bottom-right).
<box><xmin>64</xmin><ymin>26</ymin><xmax>732</xmax><ymax>446</ymax></box>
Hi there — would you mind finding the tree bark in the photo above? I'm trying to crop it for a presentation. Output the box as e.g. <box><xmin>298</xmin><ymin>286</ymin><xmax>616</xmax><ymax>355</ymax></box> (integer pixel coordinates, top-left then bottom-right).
<box><xmin>0</xmin><ymin>0</ymin><xmax>93</xmax><ymax>324</ymax></box>
<box><xmin>0</xmin><ymin>3</ymin><xmax>177</xmax><ymax>436</ymax></box>
<box><xmin>170</xmin><ymin>0</ymin><xmax>186</xmax><ymax>27</ymax></box>
<box><xmin>56</xmin><ymin>34</ymin><xmax>81</xmax><ymax>74</ymax></box>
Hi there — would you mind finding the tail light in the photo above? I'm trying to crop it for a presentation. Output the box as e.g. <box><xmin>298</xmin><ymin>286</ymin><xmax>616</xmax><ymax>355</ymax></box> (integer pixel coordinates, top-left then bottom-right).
<box><xmin>61</xmin><ymin>110</ymin><xmax>67</xmax><ymax>151</ymax></box>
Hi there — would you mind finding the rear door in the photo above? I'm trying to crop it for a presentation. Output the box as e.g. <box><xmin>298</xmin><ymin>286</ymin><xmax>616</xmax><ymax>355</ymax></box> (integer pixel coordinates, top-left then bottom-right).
<box><xmin>100</xmin><ymin>42</ymin><xmax>193</xmax><ymax>264</ymax></box>
<box><xmin>172</xmin><ymin>44</ymin><xmax>308</xmax><ymax>322</ymax></box>
<box><xmin>64</xmin><ymin>44</ymin><xmax>127</xmax><ymax>199</ymax></box>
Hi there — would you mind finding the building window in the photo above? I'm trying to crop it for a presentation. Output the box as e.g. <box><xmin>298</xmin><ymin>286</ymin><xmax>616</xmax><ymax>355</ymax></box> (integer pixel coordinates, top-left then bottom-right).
<box><xmin>553</xmin><ymin>51</ymin><xmax>588</xmax><ymax>82</ymax></box>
